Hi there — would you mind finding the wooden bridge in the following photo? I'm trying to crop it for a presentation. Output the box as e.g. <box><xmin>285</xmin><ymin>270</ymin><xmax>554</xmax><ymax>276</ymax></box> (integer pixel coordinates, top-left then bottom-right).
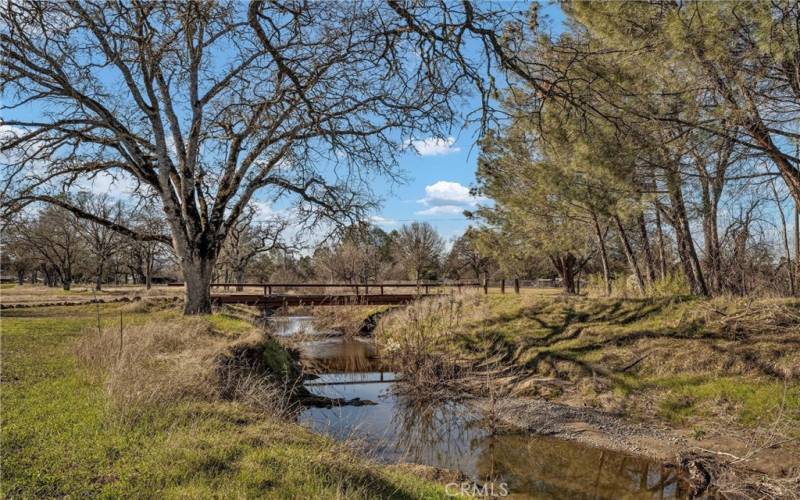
<box><xmin>167</xmin><ymin>281</ymin><xmax>489</xmax><ymax>308</ymax></box>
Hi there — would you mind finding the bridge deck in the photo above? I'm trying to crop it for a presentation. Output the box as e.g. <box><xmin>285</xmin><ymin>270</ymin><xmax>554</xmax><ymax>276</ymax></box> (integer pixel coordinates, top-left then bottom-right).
<box><xmin>211</xmin><ymin>293</ymin><xmax>432</xmax><ymax>307</ymax></box>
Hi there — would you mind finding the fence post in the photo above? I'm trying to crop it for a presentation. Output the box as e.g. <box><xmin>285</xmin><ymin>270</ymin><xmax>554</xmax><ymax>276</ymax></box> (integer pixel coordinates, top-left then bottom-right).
<box><xmin>380</xmin><ymin>285</ymin><xmax>384</xmax><ymax>295</ymax></box>
<box><xmin>482</xmin><ymin>273</ymin><xmax>488</xmax><ymax>295</ymax></box>
<box><xmin>425</xmin><ymin>284</ymin><xmax>429</xmax><ymax>294</ymax></box>
<box><xmin>268</xmin><ymin>285</ymin><xmax>272</xmax><ymax>296</ymax></box>
<box><xmin>514</xmin><ymin>278</ymin><xmax>520</xmax><ymax>294</ymax></box>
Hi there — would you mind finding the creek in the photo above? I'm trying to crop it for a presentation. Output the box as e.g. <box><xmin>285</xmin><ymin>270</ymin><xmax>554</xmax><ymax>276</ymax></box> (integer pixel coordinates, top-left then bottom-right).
<box><xmin>269</xmin><ymin>316</ymin><xmax>686</xmax><ymax>499</ymax></box>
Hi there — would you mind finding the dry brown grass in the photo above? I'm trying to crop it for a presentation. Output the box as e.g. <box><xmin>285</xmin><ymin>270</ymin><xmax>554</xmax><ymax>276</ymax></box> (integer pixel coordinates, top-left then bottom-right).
<box><xmin>307</xmin><ymin>302</ymin><xmax>393</xmax><ymax>337</ymax></box>
<box><xmin>74</xmin><ymin>314</ymin><xmax>296</xmax><ymax>420</ymax></box>
<box><xmin>0</xmin><ymin>284</ymin><xmax>183</xmax><ymax>305</ymax></box>
<box><xmin>375</xmin><ymin>292</ymin><xmax>515</xmax><ymax>399</ymax></box>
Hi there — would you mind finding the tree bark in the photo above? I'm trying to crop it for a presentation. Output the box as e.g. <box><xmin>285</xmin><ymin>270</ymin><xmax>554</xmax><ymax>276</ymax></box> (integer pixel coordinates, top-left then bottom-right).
<box><xmin>550</xmin><ymin>253</ymin><xmax>577</xmax><ymax>294</ymax></box>
<box><xmin>181</xmin><ymin>257</ymin><xmax>215</xmax><ymax>315</ymax></box>
<box><xmin>613</xmin><ymin>214</ymin><xmax>645</xmax><ymax>294</ymax></box>
<box><xmin>654</xmin><ymin>206</ymin><xmax>667</xmax><ymax>279</ymax></box>
<box><xmin>771</xmin><ymin>180</ymin><xmax>795</xmax><ymax>295</ymax></box>
<box><xmin>95</xmin><ymin>261</ymin><xmax>104</xmax><ymax>291</ymax></box>
<box><xmin>702</xmin><ymin>202</ymin><xmax>722</xmax><ymax>295</ymax></box>
<box><xmin>637</xmin><ymin>212</ymin><xmax>657</xmax><ymax>284</ymax></box>
<box><xmin>592</xmin><ymin>212</ymin><xmax>611</xmax><ymax>296</ymax></box>
<box><xmin>664</xmin><ymin>170</ymin><xmax>709</xmax><ymax>296</ymax></box>
<box><xmin>795</xmin><ymin>200</ymin><xmax>800</xmax><ymax>296</ymax></box>
<box><xmin>145</xmin><ymin>258</ymin><xmax>153</xmax><ymax>290</ymax></box>
<box><xmin>235</xmin><ymin>265</ymin><xmax>246</xmax><ymax>291</ymax></box>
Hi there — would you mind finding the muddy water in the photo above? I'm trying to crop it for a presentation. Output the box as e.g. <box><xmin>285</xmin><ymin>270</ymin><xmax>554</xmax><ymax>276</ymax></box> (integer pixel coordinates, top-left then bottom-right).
<box><xmin>270</xmin><ymin>316</ymin><xmax>685</xmax><ymax>499</ymax></box>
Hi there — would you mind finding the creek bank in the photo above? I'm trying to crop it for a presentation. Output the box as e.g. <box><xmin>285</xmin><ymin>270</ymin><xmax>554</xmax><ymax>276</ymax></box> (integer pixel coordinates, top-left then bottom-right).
<box><xmin>373</xmin><ymin>293</ymin><xmax>800</xmax><ymax>497</ymax></box>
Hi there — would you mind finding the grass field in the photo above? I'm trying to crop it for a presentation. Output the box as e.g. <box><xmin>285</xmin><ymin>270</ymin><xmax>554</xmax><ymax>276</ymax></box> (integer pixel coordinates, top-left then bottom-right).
<box><xmin>0</xmin><ymin>302</ymin><xmax>447</xmax><ymax>498</ymax></box>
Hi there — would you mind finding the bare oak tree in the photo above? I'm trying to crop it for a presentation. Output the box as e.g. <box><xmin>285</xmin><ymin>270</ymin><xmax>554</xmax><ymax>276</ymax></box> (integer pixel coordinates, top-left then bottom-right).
<box><xmin>1</xmin><ymin>0</ymin><xmax>466</xmax><ymax>313</ymax></box>
<box><xmin>394</xmin><ymin>222</ymin><xmax>444</xmax><ymax>282</ymax></box>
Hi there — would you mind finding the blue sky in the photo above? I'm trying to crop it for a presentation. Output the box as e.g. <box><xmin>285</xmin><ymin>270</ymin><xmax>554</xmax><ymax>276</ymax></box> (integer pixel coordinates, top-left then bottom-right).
<box><xmin>368</xmin><ymin>2</ymin><xmax>566</xmax><ymax>242</ymax></box>
<box><xmin>1</xmin><ymin>2</ymin><xmax>566</xmax><ymax>247</ymax></box>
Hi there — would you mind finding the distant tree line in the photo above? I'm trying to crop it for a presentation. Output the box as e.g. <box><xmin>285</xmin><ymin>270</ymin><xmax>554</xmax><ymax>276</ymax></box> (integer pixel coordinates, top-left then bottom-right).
<box><xmin>2</xmin><ymin>194</ymin><xmax>173</xmax><ymax>290</ymax></box>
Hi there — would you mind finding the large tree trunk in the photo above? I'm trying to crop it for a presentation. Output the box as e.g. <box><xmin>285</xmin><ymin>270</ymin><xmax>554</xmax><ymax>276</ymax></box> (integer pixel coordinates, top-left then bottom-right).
<box><xmin>17</xmin><ymin>270</ymin><xmax>24</xmax><ymax>285</ymax></box>
<box><xmin>181</xmin><ymin>257</ymin><xmax>215</xmax><ymax>315</ymax></box>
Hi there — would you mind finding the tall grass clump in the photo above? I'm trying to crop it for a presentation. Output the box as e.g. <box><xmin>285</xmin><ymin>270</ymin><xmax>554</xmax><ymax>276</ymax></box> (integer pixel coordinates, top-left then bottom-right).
<box><xmin>375</xmin><ymin>293</ymin><xmax>481</xmax><ymax>397</ymax></box>
<box><xmin>586</xmin><ymin>272</ymin><xmax>691</xmax><ymax>299</ymax></box>
<box><xmin>309</xmin><ymin>301</ymin><xmax>391</xmax><ymax>337</ymax></box>
<box><xmin>75</xmin><ymin>314</ymin><xmax>297</xmax><ymax>420</ymax></box>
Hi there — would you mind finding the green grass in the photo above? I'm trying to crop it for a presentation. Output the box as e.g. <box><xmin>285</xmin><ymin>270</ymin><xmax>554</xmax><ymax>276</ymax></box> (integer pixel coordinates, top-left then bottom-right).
<box><xmin>1</xmin><ymin>304</ymin><xmax>448</xmax><ymax>498</ymax></box>
<box><xmin>378</xmin><ymin>292</ymin><xmax>800</xmax><ymax>432</ymax></box>
<box><xmin>650</xmin><ymin>375</ymin><xmax>800</xmax><ymax>426</ymax></box>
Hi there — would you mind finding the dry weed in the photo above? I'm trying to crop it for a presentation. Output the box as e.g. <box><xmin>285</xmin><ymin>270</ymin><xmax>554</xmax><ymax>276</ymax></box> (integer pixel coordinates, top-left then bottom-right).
<box><xmin>75</xmin><ymin>315</ymin><xmax>295</xmax><ymax>420</ymax></box>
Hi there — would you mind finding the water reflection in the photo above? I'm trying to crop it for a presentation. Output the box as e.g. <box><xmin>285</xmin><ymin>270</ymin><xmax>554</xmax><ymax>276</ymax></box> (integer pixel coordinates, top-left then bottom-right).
<box><xmin>475</xmin><ymin>434</ymin><xmax>682</xmax><ymax>499</ymax></box>
<box><xmin>275</xmin><ymin>317</ymin><xmax>686</xmax><ymax>499</ymax></box>
<box><xmin>268</xmin><ymin>316</ymin><xmax>316</xmax><ymax>337</ymax></box>
<box><xmin>298</xmin><ymin>337</ymin><xmax>385</xmax><ymax>373</ymax></box>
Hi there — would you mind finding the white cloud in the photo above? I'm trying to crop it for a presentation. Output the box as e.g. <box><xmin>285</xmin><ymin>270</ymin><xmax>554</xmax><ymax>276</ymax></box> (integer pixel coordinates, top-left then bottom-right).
<box><xmin>415</xmin><ymin>180</ymin><xmax>485</xmax><ymax>216</ymax></box>
<box><xmin>369</xmin><ymin>215</ymin><xmax>398</xmax><ymax>226</ymax></box>
<box><xmin>78</xmin><ymin>171</ymin><xmax>141</xmax><ymax>199</ymax></box>
<box><xmin>404</xmin><ymin>136</ymin><xmax>461</xmax><ymax>156</ymax></box>
<box><xmin>250</xmin><ymin>200</ymin><xmax>278</xmax><ymax>221</ymax></box>
<box><xmin>416</xmin><ymin>205</ymin><xmax>465</xmax><ymax>216</ymax></box>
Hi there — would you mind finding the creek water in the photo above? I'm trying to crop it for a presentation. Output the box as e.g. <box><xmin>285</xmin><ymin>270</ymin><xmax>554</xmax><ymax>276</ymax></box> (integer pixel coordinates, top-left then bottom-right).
<box><xmin>269</xmin><ymin>316</ymin><xmax>686</xmax><ymax>499</ymax></box>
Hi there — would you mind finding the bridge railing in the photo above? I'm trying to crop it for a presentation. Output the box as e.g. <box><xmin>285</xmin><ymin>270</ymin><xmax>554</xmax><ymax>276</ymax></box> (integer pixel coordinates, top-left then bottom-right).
<box><xmin>167</xmin><ymin>281</ymin><xmax>485</xmax><ymax>296</ymax></box>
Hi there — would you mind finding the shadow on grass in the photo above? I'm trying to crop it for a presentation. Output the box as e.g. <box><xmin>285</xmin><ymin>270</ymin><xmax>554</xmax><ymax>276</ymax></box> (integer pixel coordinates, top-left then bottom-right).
<box><xmin>467</xmin><ymin>296</ymin><xmax>799</xmax><ymax>383</ymax></box>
